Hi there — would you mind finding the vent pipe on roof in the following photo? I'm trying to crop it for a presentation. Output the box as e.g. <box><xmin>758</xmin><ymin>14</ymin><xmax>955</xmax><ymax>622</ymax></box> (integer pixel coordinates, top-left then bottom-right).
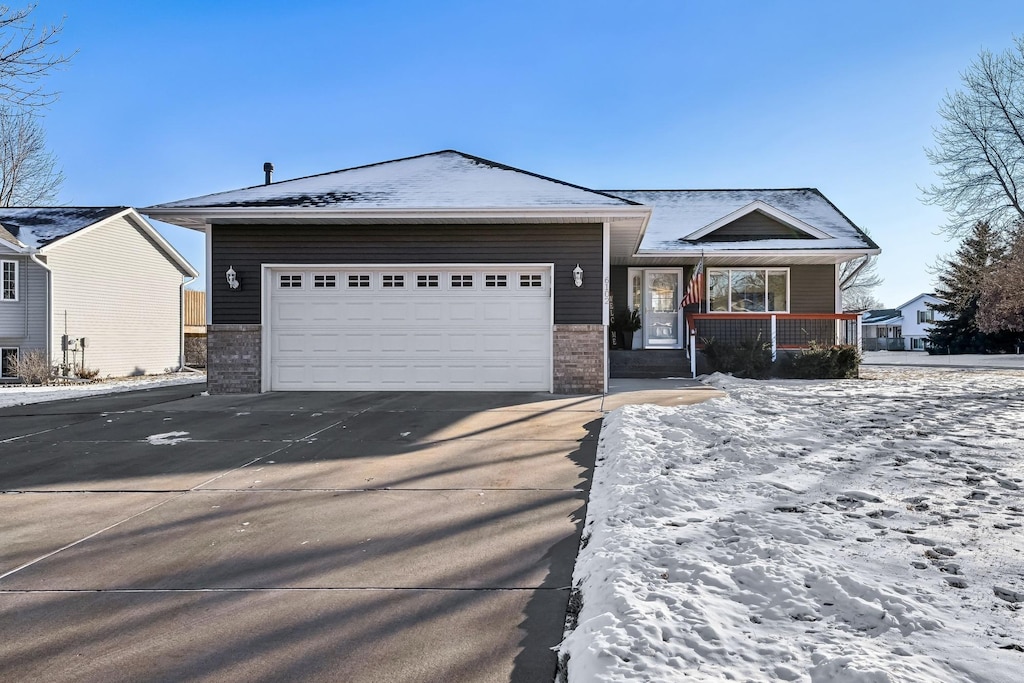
<box><xmin>263</xmin><ymin>162</ymin><xmax>274</xmax><ymax>185</ymax></box>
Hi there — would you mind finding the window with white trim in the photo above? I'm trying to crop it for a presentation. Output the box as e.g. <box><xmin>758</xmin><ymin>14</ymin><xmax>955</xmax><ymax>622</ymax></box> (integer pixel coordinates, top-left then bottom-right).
<box><xmin>279</xmin><ymin>273</ymin><xmax>303</xmax><ymax>288</ymax></box>
<box><xmin>451</xmin><ymin>274</ymin><xmax>473</xmax><ymax>288</ymax></box>
<box><xmin>484</xmin><ymin>274</ymin><xmax>508</xmax><ymax>288</ymax></box>
<box><xmin>2</xmin><ymin>260</ymin><xmax>16</xmax><ymax>301</ymax></box>
<box><xmin>382</xmin><ymin>274</ymin><xmax>405</xmax><ymax>288</ymax></box>
<box><xmin>707</xmin><ymin>268</ymin><xmax>788</xmax><ymax>312</ymax></box>
<box><xmin>313</xmin><ymin>274</ymin><xmax>337</xmax><ymax>288</ymax></box>
<box><xmin>917</xmin><ymin>309</ymin><xmax>934</xmax><ymax>323</ymax></box>
<box><xmin>347</xmin><ymin>274</ymin><xmax>371</xmax><ymax>288</ymax></box>
<box><xmin>519</xmin><ymin>273</ymin><xmax>543</xmax><ymax>288</ymax></box>
<box><xmin>416</xmin><ymin>274</ymin><xmax>439</xmax><ymax>288</ymax></box>
<box><xmin>1</xmin><ymin>347</ymin><xmax>18</xmax><ymax>378</ymax></box>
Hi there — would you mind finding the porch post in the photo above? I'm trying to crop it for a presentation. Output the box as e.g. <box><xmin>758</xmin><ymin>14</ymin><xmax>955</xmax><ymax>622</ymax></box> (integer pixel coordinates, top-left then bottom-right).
<box><xmin>690</xmin><ymin>326</ymin><xmax>696</xmax><ymax>377</ymax></box>
<box><xmin>770</xmin><ymin>314</ymin><xmax>778</xmax><ymax>361</ymax></box>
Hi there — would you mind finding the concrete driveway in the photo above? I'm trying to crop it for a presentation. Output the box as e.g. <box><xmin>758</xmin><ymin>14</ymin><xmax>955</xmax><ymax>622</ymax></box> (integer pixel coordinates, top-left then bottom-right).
<box><xmin>0</xmin><ymin>384</ymin><xmax>603</xmax><ymax>682</ymax></box>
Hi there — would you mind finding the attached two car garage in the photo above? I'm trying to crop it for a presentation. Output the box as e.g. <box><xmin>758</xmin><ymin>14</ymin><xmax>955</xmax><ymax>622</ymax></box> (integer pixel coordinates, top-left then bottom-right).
<box><xmin>265</xmin><ymin>265</ymin><xmax>553</xmax><ymax>391</ymax></box>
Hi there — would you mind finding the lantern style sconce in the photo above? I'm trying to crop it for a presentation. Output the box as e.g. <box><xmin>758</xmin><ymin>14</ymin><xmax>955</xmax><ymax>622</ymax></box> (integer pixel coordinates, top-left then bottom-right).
<box><xmin>226</xmin><ymin>266</ymin><xmax>241</xmax><ymax>290</ymax></box>
<box><xmin>573</xmin><ymin>263</ymin><xmax>584</xmax><ymax>288</ymax></box>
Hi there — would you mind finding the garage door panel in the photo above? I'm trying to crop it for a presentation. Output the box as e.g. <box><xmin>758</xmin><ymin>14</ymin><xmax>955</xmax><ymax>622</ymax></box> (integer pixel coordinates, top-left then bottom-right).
<box><xmin>269</xmin><ymin>267</ymin><xmax>553</xmax><ymax>391</ymax></box>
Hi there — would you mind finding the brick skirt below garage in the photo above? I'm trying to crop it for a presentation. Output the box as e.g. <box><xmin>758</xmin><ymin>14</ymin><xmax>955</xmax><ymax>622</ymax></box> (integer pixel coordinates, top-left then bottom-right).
<box><xmin>207</xmin><ymin>324</ymin><xmax>262</xmax><ymax>394</ymax></box>
<box><xmin>207</xmin><ymin>323</ymin><xmax>607</xmax><ymax>395</ymax></box>
<box><xmin>553</xmin><ymin>324</ymin><xmax>605</xmax><ymax>394</ymax></box>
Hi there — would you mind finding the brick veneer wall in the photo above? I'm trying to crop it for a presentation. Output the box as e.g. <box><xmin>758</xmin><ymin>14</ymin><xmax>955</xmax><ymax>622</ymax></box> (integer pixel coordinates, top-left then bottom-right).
<box><xmin>207</xmin><ymin>324</ymin><xmax>261</xmax><ymax>394</ymax></box>
<box><xmin>553</xmin><ymin>324</ymin><xmax>605</xmax><ymax>394</ymax></box>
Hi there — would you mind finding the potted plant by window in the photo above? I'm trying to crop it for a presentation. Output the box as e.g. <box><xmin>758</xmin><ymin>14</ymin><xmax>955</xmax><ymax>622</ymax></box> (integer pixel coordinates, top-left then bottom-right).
<box><xmin>614</xmin><ymin>307</ymin><xmax>642</xmax><ymax>349</ymax></box>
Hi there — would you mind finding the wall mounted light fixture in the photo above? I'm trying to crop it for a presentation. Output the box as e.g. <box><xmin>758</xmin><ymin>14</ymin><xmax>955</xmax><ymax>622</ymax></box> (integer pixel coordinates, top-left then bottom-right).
<box><xmin>573</xmin><ymin>264</ymin><xmax>584</xmax><ymax>288</ymax></box>
<box><xmin>226</xmin><ymin>266</ymin><xmax>240</xmax><ymax>290</ymax></box>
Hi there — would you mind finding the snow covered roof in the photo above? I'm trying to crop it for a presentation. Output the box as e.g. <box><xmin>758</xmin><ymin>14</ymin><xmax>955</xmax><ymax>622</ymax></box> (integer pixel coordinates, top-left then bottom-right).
<box><xmin>862</xmin><ymin>308</ymin><xmax>902</xmax><ymax>325</ymax></box>
<box><xmin>148</xmin><ymin>150</ymin><xmax>640</xmax><ymax>212</ymax></box>
<box><xmin>0</xmin><ymin>207</ymin><xmax>126</xmax><ymax>249</ymax></box>
<box><xmin>604</xmin><ymin>189</ymin><xmax>879</xmax><ymax>254</ymax></box>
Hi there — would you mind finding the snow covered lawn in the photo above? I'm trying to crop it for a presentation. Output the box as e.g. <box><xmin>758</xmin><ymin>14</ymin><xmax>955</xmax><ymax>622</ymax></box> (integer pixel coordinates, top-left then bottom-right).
<box><xmin>560</xmin><ymin>367</ymin><xmax>1024</xmax><ymax>682</ymax></box>
<box><xmin>0</xmin><ymin>372</ymin><xmax>206</xmax><ymax>409</ymax></box>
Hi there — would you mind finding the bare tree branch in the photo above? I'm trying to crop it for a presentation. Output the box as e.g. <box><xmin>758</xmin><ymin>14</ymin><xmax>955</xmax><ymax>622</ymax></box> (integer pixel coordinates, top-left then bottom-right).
<box><xmin>0</xmin><ymin>4</ymin><xmax>73</xmax><ymax>108</ymax></box>
<box><xmin>0</xmin><ymin>104</ymin><xmax>62</xmax><ymax>205</ymax></box>
<box><xmin>924</xmin><ymin>37</ymin><xmax>1024</xmax><ymax>236</ymax></box>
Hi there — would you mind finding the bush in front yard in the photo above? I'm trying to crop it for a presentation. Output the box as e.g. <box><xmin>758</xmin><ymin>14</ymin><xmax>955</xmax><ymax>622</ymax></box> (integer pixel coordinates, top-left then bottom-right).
<box><xmin>11</xmin><ymin>349</ymin><xmax>53</xmax><ymax>384</ymax></box>
<box><xmin>701</xmin><ymin>335</ymin><xmax>773</xmax><ymax>379</ymax></box>
<box><xmin>780</xmin><ymin>343</ymin><xmax>861</xmax><ymax>379</ymax></box>
<box><xmin>185</xmin><ymin>335</ymin><xmax>207</xmax><ymax>368</ymax></box>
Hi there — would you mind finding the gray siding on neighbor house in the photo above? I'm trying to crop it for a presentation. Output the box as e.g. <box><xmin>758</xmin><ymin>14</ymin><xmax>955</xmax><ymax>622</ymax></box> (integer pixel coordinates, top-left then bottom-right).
<box><xmin>210</xmin><ymin>223</ymin><xmax>605</xmax><ymax>325</ymax></box>
<box><xmin>0</xmin><ymin>254</ymin><xmax>48</xmax><ymax>355</ymax></box>
<box><xmin>790</xmin><ymin>265</ymin><xmax>837</xmax><ymax>313</ymax></box>
<box><xmin>45</xmin><ymin>215</ymin><xmax>187</xmax><ymax>377</ymax></box>
<box><xmin>699</xmin><ymin>211</ymin><xmax>805</xmax><ymax>241</ymax></box>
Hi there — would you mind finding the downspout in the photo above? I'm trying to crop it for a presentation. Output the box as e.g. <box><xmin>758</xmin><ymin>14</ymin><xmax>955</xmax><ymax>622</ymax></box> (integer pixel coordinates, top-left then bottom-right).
<box><xmin>28</xmin><ymin>252</ymin><xmax>52</xmax><ymax>369</ymax></box>
<box><xmin>179</xmin><ymin>275</ymin><xmax>197</xmax><ymax>371</ymax></box>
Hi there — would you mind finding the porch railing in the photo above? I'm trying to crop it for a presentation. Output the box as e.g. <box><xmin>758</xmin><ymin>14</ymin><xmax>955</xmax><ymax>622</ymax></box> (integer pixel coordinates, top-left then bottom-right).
<box><xmin>685</xmin><ymin>313</ymin><xmax>862</xmax><ymax>376</ymax></box>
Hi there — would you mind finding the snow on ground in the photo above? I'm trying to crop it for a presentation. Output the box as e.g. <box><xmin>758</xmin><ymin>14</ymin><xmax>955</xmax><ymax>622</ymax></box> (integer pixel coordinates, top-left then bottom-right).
<box><xmin>561</xmin><ymin>366</ymin><xmax>1024</xmax><ymax>682</ymax></box>
<box><xmin>0</xmin><ymin>372</ymin><xmax>206</xmax><ymax>409</ymax></box>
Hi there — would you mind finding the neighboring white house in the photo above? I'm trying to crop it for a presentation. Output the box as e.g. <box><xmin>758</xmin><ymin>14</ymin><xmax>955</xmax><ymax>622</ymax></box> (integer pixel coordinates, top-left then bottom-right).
<box><xmin>862</xmin><ymin>293</ymin><xmax>946</xmax><ymax>351</ymax></box>
<box><xmin>0</xmin><ymin>207</ymin><xmax>199</xmax><ymax>381</ymax></box>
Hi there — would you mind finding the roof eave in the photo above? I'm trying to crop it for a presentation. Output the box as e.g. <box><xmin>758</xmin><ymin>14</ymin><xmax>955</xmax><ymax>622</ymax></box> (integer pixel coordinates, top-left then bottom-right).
<box><xmin>143</xmin><ymin>205</ymin><xmax>652</xmax><ymax>230</ymax></box>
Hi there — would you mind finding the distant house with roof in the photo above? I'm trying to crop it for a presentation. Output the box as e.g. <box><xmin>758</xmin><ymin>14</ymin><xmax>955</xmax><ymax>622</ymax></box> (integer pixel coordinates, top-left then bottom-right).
<box><xmin>144</xmin><ymin>150</ymin><xmax>879</xmax><ymax>394</ymax></box>
<box><xmin>862</xmin><ymin>293</ymin><xmax>946</xmax><ymax>351</ymax></box>
<box><xmin>0</xmin><ymin>207</ymin><xmax>199</xmax><ymax>381</ymax></box>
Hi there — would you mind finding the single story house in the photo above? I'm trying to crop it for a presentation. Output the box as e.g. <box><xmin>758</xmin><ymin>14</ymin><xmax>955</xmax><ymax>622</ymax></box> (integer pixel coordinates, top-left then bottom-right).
<box><xmin>862</xmin><ymin>293</ymin><xmax>946</xmax><ymax>351</ymax></box>
<box><xmin>0</xmin><ymin>207</ymin><xmax>199</xmax><ymax>380</ymax></box>
<box><xmin>144</xmin><ymin>150</ymin><xmax>879</xmax><ymax>394</ymax></box>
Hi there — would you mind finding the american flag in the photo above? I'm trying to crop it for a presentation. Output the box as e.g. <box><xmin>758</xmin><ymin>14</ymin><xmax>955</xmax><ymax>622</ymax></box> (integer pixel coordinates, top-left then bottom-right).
<box><xmin>681</xmin><ymin>259</ymin><xmax>704</xmax><ymax>309</ymax></box>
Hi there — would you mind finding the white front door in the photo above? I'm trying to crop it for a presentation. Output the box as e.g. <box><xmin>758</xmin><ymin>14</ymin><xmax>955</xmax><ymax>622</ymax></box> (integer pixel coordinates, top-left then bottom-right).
<box><xmin>643</xmin><ymin>270</ymin><xmax>682</xmax><ymax>348</ymax></box>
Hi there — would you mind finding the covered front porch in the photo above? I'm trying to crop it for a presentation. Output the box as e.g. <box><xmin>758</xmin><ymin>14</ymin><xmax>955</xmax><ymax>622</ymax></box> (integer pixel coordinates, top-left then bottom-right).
<box><xmin>610</xmin><ymin>312</ymin><xmax>861</xmax><ymax>378</ymax></box>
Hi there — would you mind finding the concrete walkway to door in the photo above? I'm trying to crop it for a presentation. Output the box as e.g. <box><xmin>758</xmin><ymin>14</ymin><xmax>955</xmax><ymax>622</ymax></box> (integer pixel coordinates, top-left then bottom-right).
<box><xmin>0</xmin><ymin>385</ymin><xmax>605</xmax><ymax>682</ymax></box>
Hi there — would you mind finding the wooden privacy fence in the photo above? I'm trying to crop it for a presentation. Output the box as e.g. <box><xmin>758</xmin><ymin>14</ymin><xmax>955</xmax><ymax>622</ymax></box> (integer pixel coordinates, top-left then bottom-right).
<box><xmin>184</xmin><ymin>290</ymin><xmax>206</xmax><ymax>334</ymax></box>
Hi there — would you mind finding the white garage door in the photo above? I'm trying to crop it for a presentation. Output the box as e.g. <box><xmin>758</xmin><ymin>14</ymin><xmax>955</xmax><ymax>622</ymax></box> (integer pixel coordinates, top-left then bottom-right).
<box><xmin>267</xmin><ymin>265</ymin><xmax>552</xmax><ymax>391</ymax></box>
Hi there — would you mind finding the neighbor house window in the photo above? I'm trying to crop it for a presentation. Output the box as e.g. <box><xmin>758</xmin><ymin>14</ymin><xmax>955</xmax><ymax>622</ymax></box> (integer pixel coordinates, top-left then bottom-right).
<box><xmin>917</xmin><ymin>310</ymin><xmax>934</xmax><ymax>323</ymax></box>
<box><xmin>707</xmin><ymin>268</ymin><xmax>788</xmax><ymax>312</ymax></box>
<box><xmin>1</xmin><ymin>348</ymin><xmax>17</xmax><ymax>377</ymax></box>
<box><xmin>2</xmin><ymin>260</ymin><xmax>16</xmax><ymax>301</ymax></box>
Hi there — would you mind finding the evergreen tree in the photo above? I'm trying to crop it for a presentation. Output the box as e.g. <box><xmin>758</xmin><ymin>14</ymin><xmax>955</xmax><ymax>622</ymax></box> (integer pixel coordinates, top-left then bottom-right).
<box><xmin>928</xmin><ymin>221</ymin><xmax>1018</xmax><ymax>353</ymax></box>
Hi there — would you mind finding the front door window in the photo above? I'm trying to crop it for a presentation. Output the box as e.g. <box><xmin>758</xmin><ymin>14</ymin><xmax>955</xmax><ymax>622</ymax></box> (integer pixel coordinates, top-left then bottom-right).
<box><xmin>644</xmin><ymin>271</ymin><xmax>680</xmax><ymax>347</ymax></box>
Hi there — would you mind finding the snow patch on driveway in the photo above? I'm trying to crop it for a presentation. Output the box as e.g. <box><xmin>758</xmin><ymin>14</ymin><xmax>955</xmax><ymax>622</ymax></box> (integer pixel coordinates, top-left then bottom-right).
<box><xmin>146</xmin><ymin>431</ymin><xmax>191</xmax><ymax>446</ymax></box>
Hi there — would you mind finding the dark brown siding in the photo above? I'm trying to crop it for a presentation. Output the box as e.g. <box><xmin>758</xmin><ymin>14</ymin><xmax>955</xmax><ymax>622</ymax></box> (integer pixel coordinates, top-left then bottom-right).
<box><xmin>211</xmin><ymin>223</ymin><xmax>603</xmax><ymax>325</ymax></box>
<box><xmin>790</xmin><ymin>264</ymin><xmax>836</xmax><ymax>313</ymax></box>
<box><xmin>700</xmin><ymin>211</ymin><xmax>804</xmax><ymax>241</ymax></box>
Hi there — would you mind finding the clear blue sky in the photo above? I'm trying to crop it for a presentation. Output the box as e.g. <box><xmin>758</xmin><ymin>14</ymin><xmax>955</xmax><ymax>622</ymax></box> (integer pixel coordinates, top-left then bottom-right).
<box><xmin>33</xmin><ymin>0</ymin><xmax>1024</xmax><ymax>306</ymax></box>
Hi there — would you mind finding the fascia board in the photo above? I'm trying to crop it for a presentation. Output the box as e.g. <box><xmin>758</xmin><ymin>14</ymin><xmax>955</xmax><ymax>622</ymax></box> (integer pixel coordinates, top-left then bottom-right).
<box><xmin>634</xmin><ymin>247</ymin><xmax>881</xmax><ymax>260</ymax></box>
<box><xmin>0</xmin><ymin>237</ymin><xmax>25</xmax><ymax>253</ymax></box>
<box><xmin>144</xmin><ymin>205</ymin><xmax>651</xmax><ymax>226</ymax></box>
<box><xmin>684</xmin><ymin>200</ymin><xmax>835</xmax><ymax>240</ymax></box>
